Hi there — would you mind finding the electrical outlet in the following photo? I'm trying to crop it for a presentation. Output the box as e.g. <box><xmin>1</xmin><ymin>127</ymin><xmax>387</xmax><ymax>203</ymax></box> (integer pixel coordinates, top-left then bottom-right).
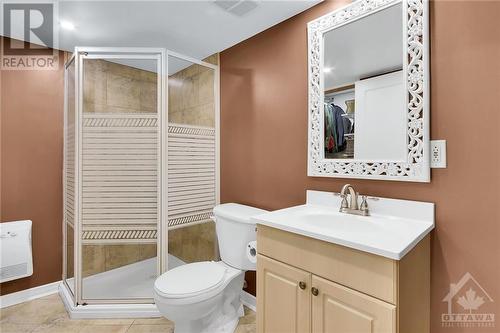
<box><xmin>430</xmin><ymin>140</ymin><xmax>447</xmax><ymax>168</ymax></box>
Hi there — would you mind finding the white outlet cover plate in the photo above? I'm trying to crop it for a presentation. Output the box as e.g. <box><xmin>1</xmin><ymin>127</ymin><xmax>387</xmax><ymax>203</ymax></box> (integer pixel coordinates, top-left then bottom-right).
<box><xmin>430</xmin><ymin>140</ymin><xmax>447</xmax><ymax>168</ymax></box>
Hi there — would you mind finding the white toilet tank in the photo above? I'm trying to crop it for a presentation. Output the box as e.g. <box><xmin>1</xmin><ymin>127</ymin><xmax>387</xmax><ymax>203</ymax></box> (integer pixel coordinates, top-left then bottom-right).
<box><xmin>213</xmin><ymin>203</ymin><xmax>268</xmax><ymax>271</ymax></box>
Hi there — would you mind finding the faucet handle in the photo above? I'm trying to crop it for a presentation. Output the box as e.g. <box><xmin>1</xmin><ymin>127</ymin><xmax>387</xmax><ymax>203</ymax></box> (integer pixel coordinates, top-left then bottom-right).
<box><xmin>340</xmin><ymin>194</ymin><xmax>349</xmax><ymax>210</ymax></box>
<box><xmin>360</xmin><ymin>195</ymin><xmax>369</xmax><ymax>215</ymax></box>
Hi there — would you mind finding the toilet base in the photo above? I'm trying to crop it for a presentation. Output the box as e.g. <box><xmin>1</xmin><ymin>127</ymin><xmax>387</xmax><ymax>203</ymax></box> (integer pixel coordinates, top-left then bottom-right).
<box><xmin>174</xmin><ymin>304</ymin><xmax>244</xmax><ymax>333</ymax></box>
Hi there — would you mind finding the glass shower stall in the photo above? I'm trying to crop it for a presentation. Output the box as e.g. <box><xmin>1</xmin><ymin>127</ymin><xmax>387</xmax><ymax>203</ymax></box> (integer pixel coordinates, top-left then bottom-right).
<box><xmin>61</xmin><ymin>47</ymin><xmax>219</xmax><ymax>316</ymax></box>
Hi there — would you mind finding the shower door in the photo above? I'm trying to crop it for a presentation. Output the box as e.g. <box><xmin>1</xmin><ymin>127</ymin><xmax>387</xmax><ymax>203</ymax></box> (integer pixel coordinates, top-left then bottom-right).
<box><xmin>166</xmin><ymin>53</ymin><xmax>220</xmax><ymax>266</ymax></box>
<box><xmin>63</xmin><ymin>48</ymin><xmax>167</xmax><ymax>305</ymax></box>
<box><xmin>62</xmin><ymin>47</ymin><xmax>220</xmax><ymax>309</ymax></box>
<box><xmin>63</xmin><ymin>54</ymin><xmax>76</xmax><ymax>298</ymax></box>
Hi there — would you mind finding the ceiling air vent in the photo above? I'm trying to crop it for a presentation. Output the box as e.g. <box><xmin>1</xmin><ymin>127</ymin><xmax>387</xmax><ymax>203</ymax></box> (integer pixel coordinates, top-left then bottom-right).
<box><xmin>213</xmin><ymin>0</ymin><xmax>258</xmax><ymax>16</ymax></box>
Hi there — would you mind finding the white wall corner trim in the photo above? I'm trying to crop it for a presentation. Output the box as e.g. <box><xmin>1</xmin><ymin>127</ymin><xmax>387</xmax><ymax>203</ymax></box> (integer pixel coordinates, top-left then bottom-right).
<box><xmin>0</xmin><ymin>280</ymin><xmax>61</xmax><ymax>308</ymax></box>
<box><xmin>240</xmin><ymin>290</ymin><xmax>256</xmax><ymax>312</ymax></box>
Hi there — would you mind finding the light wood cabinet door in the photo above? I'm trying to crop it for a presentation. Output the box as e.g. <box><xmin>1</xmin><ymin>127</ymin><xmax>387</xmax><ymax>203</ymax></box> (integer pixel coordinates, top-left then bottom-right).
<box><xmin>257</xmin><ymin>255</ymin><xmax>311</xmax><ymax>333</ymax></box>
<box><xmin>312</xmin><ymin>275</ymin><xmax>396</xmax><ymax>333</ymax></box>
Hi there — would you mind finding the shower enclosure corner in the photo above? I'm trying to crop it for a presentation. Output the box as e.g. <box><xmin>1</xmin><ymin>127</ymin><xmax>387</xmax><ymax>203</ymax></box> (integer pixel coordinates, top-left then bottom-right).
<box><xmin>61</xmin><ymin>47</ymin><xmax>219</xmax><ymax>316</ymax></box>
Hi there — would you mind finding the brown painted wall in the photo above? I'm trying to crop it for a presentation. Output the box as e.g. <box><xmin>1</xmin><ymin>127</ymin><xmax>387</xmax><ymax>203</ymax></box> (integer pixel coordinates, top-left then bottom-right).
<box><xmin>0</xmin><ymin>40</ymin><xmax>65</xmax><ymax>295</ymax></box>
<box><xmin>220</xmin><ymin>0</ymin><xmax>500</xmax><ymax>331</ymax></box>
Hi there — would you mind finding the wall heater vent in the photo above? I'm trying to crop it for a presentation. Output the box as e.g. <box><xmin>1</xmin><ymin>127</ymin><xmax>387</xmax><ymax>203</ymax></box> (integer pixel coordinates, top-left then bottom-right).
<box><xmin>0</xmin><ymin>220</ymin><xmax>33</xmax><ymax>283</ymax></box>
<box><xmin>213</xmin><ymin>0</ymin><xmax>258</xmax><ymax>16</ymax></box>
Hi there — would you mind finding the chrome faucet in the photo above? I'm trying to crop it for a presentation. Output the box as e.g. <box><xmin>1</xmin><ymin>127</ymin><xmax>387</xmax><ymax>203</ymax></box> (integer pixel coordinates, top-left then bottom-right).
<box><xmin>339</xmin><ymin>184</ymin><xmax>369</xmax><ymax>216</ymax></box>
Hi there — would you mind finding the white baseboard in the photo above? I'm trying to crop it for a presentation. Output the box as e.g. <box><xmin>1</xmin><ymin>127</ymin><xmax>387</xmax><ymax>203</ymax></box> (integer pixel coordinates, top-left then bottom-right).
<box><xmin>0</xmin><ymin>280</ymin><xmax>61</xmax><ymax>308</ymax></box>
<box><xmin>240</xmin><ymin>290</ymin><xmax>256</xmax><ymax>312</ymax></box>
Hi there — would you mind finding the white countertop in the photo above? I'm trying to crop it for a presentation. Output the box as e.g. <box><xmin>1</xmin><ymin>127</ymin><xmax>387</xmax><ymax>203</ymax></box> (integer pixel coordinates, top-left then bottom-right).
<box><xmin>252</xmin><ymin>190</ymin><xmax>434</xmax><ymax>260</ymax></box>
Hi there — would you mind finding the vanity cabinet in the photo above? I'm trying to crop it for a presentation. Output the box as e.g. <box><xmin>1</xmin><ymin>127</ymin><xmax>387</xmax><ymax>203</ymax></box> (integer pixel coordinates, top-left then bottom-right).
<box><xmin>311</xmin><ymin>275</ymin><xmax>396</xmax><ymax>333</ymax></box>
<box><xmin>257</xmin><ymin>225</ymin><xmax>430</xmax><ymax>333</ymax></box>
<box><xmin>257</xmin><ymin>255</ymin><xmax>311</xmax><ymax>333</ymax></box>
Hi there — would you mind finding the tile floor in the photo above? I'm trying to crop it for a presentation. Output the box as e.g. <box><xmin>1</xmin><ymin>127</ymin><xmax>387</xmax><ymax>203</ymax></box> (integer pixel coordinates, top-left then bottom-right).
<box><xmin>0</xmin><ymin>294</ymin><xmax>256</xmax><ymax>333</ymax></box>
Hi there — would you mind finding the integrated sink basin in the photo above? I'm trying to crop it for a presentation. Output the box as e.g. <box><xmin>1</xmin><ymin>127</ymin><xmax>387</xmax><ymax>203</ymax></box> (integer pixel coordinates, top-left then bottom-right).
<box><xmin>293</xmin><ymin>208</ymin><xmax>381</xmax><ymax>233</ymax></box>
<box><xmin>252</xmin><ymin>190</ymin><xmax>434</xmax><ymax>260</ymax></box>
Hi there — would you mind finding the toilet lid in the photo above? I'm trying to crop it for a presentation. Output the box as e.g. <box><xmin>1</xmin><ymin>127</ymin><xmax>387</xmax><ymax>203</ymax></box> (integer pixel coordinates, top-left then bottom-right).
<box><xmin>154</xmin><ymin>262</ymin><xmax>227</xmax><ymax>298</ymax></box>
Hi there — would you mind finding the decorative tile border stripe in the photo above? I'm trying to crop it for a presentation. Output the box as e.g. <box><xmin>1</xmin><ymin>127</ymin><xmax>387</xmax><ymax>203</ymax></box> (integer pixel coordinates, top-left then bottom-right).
<box><xmin>168</xmin><ymin>211</ymin><xmax>213</xmax><ymax>227</ymax></box>
<box><xmin>168</xmin><ymin>124</ymin><xmax>215</xmax><ymax>137</ymax></box>
<box><xmin>82</xmin><ymin>229</ymin><xmax>157</xmax><ymax>240</ymax></box>
<box><xmin>83</xmin><ymin>117</ymin><xmax>158</xmax><ymax>127</ymax></box>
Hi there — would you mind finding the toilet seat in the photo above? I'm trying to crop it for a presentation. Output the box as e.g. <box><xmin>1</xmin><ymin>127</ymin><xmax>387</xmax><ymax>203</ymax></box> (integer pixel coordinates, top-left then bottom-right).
<box><xmin>154</xmin><ymin>262</ymin><xmax>227</xmax><ymax>299</ymax></box>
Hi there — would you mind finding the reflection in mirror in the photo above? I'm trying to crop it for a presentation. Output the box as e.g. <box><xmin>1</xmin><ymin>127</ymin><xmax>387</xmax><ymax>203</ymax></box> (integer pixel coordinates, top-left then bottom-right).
<box><xmin>323</xmin><ymin>2</ymin><xmax>405</xmax><ymax>161</ymax></box>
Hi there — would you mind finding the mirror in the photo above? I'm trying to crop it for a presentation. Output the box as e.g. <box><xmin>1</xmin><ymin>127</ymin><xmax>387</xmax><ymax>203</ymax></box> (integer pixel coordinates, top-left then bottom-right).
<box><xmin>307</xmin><ymin>0</ymin><xmax>430</xmax><ymax>182</ymax></box>
<box><xmin>323</xmin><ymin>3</ymin><xmax>403</xmax><ymax>160</ymax></box>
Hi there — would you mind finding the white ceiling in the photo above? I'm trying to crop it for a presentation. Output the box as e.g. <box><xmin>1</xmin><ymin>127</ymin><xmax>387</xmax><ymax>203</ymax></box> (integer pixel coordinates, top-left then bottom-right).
<box><xmin>2</xmin><ymin>1</ymin><xmax>321</xmax><ymax>73</ymax></box>
<box><xmin>57</xmin><ymin>1</ymin><xmax>319</xmax><ymax>68</ymax></box>
<box><xmin>323</xmin><ymin>2</ymin><xmax>402</xmax><ymax>89</ymax></box>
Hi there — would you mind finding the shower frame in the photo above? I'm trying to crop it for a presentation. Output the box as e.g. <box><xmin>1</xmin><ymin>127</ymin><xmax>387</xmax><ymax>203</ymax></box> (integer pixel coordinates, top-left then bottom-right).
<box><xmin>60</xmin><ymin>47</ymin><xmax>220</xmax><ymax>318</ymax></box>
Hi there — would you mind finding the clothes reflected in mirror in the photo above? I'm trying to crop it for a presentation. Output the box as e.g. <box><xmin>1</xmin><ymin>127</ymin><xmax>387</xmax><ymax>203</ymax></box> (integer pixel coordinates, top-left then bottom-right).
<box><xmin>324</xmin><ymin>95</ymin><xmax>355</xmax><ymax>159</ymax></box>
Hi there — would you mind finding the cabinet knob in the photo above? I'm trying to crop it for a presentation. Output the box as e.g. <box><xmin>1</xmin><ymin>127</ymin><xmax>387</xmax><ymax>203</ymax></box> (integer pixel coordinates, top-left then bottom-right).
<box><xmin>299</xmin><ymin>281</ymin><xmax>306</xmax><ymax>290</ymax></box>
<box><xmin>311</xmin><ymin>287</ymin><xmax>319</xmax><ymax>296</ymax></box>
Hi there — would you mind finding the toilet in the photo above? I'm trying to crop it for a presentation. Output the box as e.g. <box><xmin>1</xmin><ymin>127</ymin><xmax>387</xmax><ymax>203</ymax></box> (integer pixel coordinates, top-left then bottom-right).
<box><xmin>154</xmin><ymin>203</ymin><xmax>267</xmax><ymax>333</ymax></box>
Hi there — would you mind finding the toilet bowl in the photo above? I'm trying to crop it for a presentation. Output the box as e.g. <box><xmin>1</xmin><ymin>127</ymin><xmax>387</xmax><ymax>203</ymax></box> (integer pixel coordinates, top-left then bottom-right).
<box><xmin>153</xmin><ymin>203</ymin><xmax>267</xmax><ymax>333</ymax></box>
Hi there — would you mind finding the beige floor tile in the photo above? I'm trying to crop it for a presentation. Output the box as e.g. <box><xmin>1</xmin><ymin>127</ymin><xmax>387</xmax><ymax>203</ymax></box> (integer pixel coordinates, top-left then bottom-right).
<box><xmin>79</xmin><ymin>324</ymin><xmax>130</xmax><ymax>333</ymax></box>
<box><xmin>39</xmin><ymin>294</ymin><xmax>62</xmax><ymax>302</ymax></box>
<box><xmin>235</xmin><ymin>323</ymin><xmax>257</xmax><ymax>333</ymax></box>
<box><xmin>0</xmin><ymin>297</ymin><xmax>67</xmax><ymax>325</ymax></box>
<box><xmin>0</xmin><ymin>302</ymin><xmax>23</xmax><ymax>321</ymax></box>
<box><xmin>132</xmin><ymin>317</ymin><xmax>172</xmax><ymax>325</ymax></box>
<box><xmin>126</xmin><ymin>324</ymin><xmax>174</xmax><ymax>333</ymax></box>
<box><xmin>238</xmin><ymin>306</ymin><xmax>256</xmax><ymax>325</ymax></box>
<box><xmin>32</xmin><ymin>321</ymin><xmax>85</xmax><ymax>333</ymax></box>
<box><xmin>0</xmin><ymin>322</ymin><xmax>39</xmax><ymax>333</ymax></box>
<box><xmin>84</xmin><ymin>319</ymin><xmax>135</xmax><ymax>325</ymax></box>
<box><xmin>238</xmin><ymin>312</ymin><xmax>256</xmax><ymax>325</ymax></box>
<box><xmin>1</xmin><ymin>293</ymin><xmax>256</xmax><ymax>333</ymax></box>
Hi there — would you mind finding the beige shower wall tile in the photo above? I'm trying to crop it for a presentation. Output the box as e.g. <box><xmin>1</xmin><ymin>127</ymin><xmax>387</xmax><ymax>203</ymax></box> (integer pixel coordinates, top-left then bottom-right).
<box><xmin>168</xmin><ymin>82</ymin><xmax>183</xmax><ymax>114</ymax></box>
<box><xmin>104</xmin><ymin>245</ymin><xmax>143</xmax><ymax>271</ymax></box>
<box><xmin>101</xmin><ymin>60</ymin><xmax>156</xmax><ymax>81</ymax></box>
<box><xmin>198</xmin><ymin>68</ymin><xmax>215</xmax><ymax>104</ymax></box>
<box><xmin>167</xmin><ymin>54</ymin><xmax>217</xmax><ymax>127</ymax></box>
<box><xmin>168</xmin><ymin>221</ymin><xmax>217</xmax><ymax>263</ymax></box>
<box><xmin>79</xmin><ymin>244</ymin><xmax>157</xmax><ymax>277</ymax></box>
<box><xmin>106</xmin><ymin>73</ymin><xmax>141</xmax><ymax>110</ymax></box>
<box><xmin>66</xmin><ymin>225</ymin><xmax>74</xmax><ymax>278</ymax></box>
<box><xmin>203</xmin><ymin>53</ymin><xmax>218</xmax><ymax>65</ymax></box>
<box><xmin>178</xmin><ymin>104</ymin><xmax>214</xmax><ymax>127</ymax></box>
<box><xmin>140</xmin><ymin>81</ymin><xmax>157</xmax><ymax>112</ymax></box>
<box><xmin>181</xmin><ymin>62</ymin><xmax>200</xmax><ymax>79</ymax></box>
<box><xmin>198</xmin><ymin>102</ymin><xmax>215</xmax><ymax>127</ymax></box>
<box><xmin>180</xmin><ymin>76</ymin><xmax>198</xmax><ymax>110</ymax></box>
<box><xmin>82</xmin><ymin>245</ymin><xmax>105</xmax><ymax>277</ymax></box>
<box><xmin>83</xmin><ymin>62</ymin><xmax>107</xmax><ymax>109</ymax></box>
<box><xmin>83</xmin><ymin>59</ymin><xmax>157</xmax><ymax>114</ymax></box>
<box><xmin>168</xmin><ymin>110</ymin><xmax>182</xmax><ymax>124</ymax></box>
<box><xmin>140</xmin><ymin>244</ymin><xmax>157</xmax><ymax>259</ymax></box>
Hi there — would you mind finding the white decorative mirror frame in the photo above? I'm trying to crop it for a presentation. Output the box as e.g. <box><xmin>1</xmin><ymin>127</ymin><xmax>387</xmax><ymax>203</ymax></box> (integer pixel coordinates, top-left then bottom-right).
<box><xmin>307</xmin><ymin>0</ymin><xmax>430</xmax><ymax>182</ymax></box>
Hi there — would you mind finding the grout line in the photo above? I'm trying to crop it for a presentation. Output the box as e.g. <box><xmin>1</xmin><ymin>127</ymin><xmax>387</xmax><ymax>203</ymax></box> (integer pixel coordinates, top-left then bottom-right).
<box><xmin>125</xmin><ymin>322</ymin><xmax>133</xmax><ymax>332</ymax></box>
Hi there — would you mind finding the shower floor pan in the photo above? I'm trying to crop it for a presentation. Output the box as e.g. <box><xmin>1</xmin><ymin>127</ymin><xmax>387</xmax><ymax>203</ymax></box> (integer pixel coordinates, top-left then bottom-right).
<box><xmin>61</xmin><ymin>254</ymin><xmax>184</xmax><ymax>318</ymax></box>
